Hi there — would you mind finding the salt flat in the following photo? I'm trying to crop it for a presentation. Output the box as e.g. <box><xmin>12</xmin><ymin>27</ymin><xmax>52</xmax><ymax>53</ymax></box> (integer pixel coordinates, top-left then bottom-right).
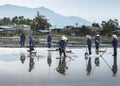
<box><xmin>0</xmin><ymin>47</ymin><xmax>119</xmax><ymax>86</ymax></box>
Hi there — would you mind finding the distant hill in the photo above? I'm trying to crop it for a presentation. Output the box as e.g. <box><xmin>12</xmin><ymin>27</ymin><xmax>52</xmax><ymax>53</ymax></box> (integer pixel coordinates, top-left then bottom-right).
<box><xmin>0</xmin><ymin>4</ymin><xmax>91</xmax><ymax>26</ymax></box>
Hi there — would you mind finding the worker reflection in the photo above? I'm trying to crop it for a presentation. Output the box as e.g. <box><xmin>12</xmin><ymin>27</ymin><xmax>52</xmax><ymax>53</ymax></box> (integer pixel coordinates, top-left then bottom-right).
<box><xmin>28</xmin><ymin>55</ymin><xmax>35</xmax><ymax>72</ymax></box>
<box><xmin>86</xmin><ymin>57</ymin><xmax>92</xmax><ymax>76</ymax></box>
<box><xmin>47</xmin><ymin>51</ymin><xmax>52</xmax><ymax>67</ymax></box>
<box><xmin>47</xmin><ymin>51</ymin><xmax>52</xmax><ymax>74</ymax></box>
<box><xmin>56</xmin><ymin>57</ymin><xmax>68</xmax><ymax>75</ymax></box>
<box><xmin>20</xmin><ymin>53</ymin><xmax>26</xmax><ymax>64</ymax></box>
<box><xmin>94</xmin><ymin>57</ymin><xmax>100</xmax><ymax>66</ymax></box>
<box><xmin>112</xmin><ymin>56</ymin><xmax>117</xmax><ymax>77</ymax></box>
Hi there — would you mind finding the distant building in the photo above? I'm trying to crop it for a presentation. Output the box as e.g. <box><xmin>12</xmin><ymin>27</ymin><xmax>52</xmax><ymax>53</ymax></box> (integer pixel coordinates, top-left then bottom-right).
<box><xmin>63</xmin><ymin>26</ymin><xmax>81</xmax><ymax>36</ymax></box>
<box><xmin>50</xmin><ymin>25</ymin><xmax>64</xmax><ymax>33</ymax></box>
<box><xmin>0</xmin><ymin>26</ymin><xmax>16</xmax><ymax>36</ymax></box>
<box><xmin>13</xmin><ymin>25</ymin><xmax>31</xmax><ymax>34</ymax></box>
<box><xmin>0</xmin><ymin>25</ymin><xmax>31</xmax><ymax>36</ymax></box>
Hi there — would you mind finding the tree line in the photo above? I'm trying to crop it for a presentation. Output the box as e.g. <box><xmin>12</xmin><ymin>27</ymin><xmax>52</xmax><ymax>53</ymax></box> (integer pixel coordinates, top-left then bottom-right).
<box><xmin>0</xmin><ymin>11</ymin><xmax>51</xmax><ymax>31</ymax></box>
<box><xmin>0</xmin><ymin>12</ymin><xmax>119</xmax><ymax>36</ymax></box>
<box><xmin>80</xmin><ymin>19</ymin><xmax>119</xmax><ymax>36</ymax></box>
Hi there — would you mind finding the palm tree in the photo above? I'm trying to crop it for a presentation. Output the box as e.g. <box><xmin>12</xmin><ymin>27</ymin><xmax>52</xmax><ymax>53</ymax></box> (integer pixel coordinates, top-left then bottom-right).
<box><xmin>33</xmin><ymin>11</ymin><xmax>51</xmax><ymax>30</ymax></box>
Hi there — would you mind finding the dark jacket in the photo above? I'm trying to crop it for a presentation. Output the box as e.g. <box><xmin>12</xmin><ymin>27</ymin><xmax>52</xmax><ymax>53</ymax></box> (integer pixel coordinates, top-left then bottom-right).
<box><xmin>112</xmin><ymin>38</ymin><xmax>118</xmax><ymax>48</ymax></box>
<box><xmin>47</xmin><ymin>35</ymin><xmax>52</xmax><ymax>42</ymax></box>
<box><xmin>87</xmin><ymin>39</ymin><xmax>92</xmax><ymax>47</ymax></box>
<box><xmin>20</xmin><ymin>34</ymin><xmax>26</xmax><ymax>41</ymax></box>
<box><xmin>58</xmin><ymin>40</ymin><xmax>66</xmax><ymax>49</ymax></box>
<box><xmin>95</xmin><ymin>36</ymin><xmax>100</xmax><ymax>45</ymax></box>
<box><xmin>29</xmin><ymin>37</ymin><xmax>34</xmax><ymax>51</ymax></box>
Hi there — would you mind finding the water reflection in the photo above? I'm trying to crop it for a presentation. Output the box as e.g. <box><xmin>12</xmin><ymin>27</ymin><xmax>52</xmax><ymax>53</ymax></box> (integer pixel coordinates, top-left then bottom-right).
<box><xmin>0</xmin><ymin>48</ymin><xmax>120</xmax><ymax>86</ymax></box>
<box><xmin>47</xmin><ymin>51</ymin><xmax>52</xmax><ymax>74</ymax></box>
<box><xmin>47</xmin><ymin>51</ymin><xmax>52</xmax><ymax>67</ymax></box>
<box><xmin>86</xmin><ymin>57</ymin><xmax>92</xmax><ymax>76</ymax></box>
<box><xmin>56</xmin><ymin>57</ymin><xmax>68</xmax><ymax>76</ymax></box>
<box><xmin>94</xmin><ymin>57</ymin><xmax>100</xmax><ymax>66</ymax></box>
<box><xmin>20</xmin><ymin>53</ymin><xmax>26</xmax><ymax>64</ymax></box>
<box><xmin>112</xmin><ymin>56</ymin><xmax>117</xmax><ymax>77</ymax></box>
<box><xmin>17</xmin><ymin>48</ymin><xmax>119</xmax><ymax>77</ymax></box>
<box><xmin>28</xmin><ymin>55</ymin><xmax>35</xmax><ymax>72</ymax></box>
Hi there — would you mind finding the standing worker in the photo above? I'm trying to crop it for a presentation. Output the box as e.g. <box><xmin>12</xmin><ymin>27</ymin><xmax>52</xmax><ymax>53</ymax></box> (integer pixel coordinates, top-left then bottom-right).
<box><xmin>95</xmin><ymin>34</ymin><xmax>100</xmax><ymax>53</ymax></box>
<box><xmin>20</xmin><ymin>33</ymin><xmax>26</xmax><ymax>47</ymax></box>
<box><xmin>86</xmin><ymin>35</ymin><xmax>92</xmax><ymax>55</ymax></box>
<box><xmin>47</xmin><ymin>34</ymin><xmax>52</xmax><ymax>48</ymax></box>
<box><xmin>112</xmin><ymin>34</ymin><xmax>118</xmax><ymax>56</ymax></box>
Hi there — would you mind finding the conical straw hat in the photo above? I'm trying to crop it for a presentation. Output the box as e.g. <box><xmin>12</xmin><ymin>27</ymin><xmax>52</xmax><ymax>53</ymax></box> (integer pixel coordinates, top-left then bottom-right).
<box><xmin>112</xmin><ymin>34</ymin><xmax>117</xmax><ymax>39</ymax></box>
<box><xmin>61</xmin><ymin>35</ymin><xmax>68</xmax><ymax>40</ymax></box>
<box><xmin>96</xmin><ymin>34</ymin><xmax>100</xmax><ymax>36</ymax></box>
<box><xmin>86</xmin><ymin>35</ymin><xmax>91</xmax><ymax>39</ymax></box>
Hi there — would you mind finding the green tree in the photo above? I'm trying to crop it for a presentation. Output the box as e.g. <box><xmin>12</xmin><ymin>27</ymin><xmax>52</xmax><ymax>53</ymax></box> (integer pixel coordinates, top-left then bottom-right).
<box><xmin>12</xmin><ymin>16</ymin><xmax>19</xmax><ymax>25</ymax></box>
<box><xmin>92</xmin><ymin>22</ymin><xmax>100</xmax><ymax>35</ymax></box>
<box><xmin>80</xmin><ymin>25</ymin><xmax>91</xmax><ymax>35</ymax></box>
<box><xmin>92</xmin><ymin>23</ymin><xmax>100</xmax><ymax>27</ymax></box>
<box><xmin>33</xmin><ymin>11</ymin><xmax>51</xmax><ymax>30</ymax></box>
<box><xmin>0</xmin><ymin>17</ymin><xmax>11</xmax><ymax>25</ymax></box>
<box><xmin>101</xmin><ymin>19</ymin><xmax>119</xmax><ymax>35</ymax></box>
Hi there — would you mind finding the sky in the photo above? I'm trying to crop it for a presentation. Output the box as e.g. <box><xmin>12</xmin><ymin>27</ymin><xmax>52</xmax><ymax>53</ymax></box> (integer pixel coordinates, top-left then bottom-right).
<box><xmin>0</xmin><ymin>0</ymin><xmax>120</xmax><ymax>23</ymax></box>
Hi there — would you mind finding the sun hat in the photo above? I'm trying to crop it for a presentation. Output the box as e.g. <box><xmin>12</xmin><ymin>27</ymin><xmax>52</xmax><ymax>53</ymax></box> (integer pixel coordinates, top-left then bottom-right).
<box><xmin>96</xmin><ymin>34</ymin><xmax>100</xmax><ymax>36</ymax></box>
<box><xmin>61</xmin><ymin>35</ymin><xmax>68</xmax><ymax>41</ymax></box>
<box><xmin>112</xmin><ymin>34</ymin><xmax>117</xmax><ymax>39</ymax></box>
<box><xmin>86</xmin><ymin>35</ymin><xmax>91</xmax><ymax>39</ymax></box>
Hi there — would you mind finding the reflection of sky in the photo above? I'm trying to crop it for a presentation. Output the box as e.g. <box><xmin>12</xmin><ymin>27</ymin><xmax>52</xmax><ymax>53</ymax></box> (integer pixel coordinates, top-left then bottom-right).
<box><xmin>0</xmin><ymin>54</ymin><xmax>20</xmax><ymax>62</ymax></box>
<box><xmin>0</xmin><ymin>48</ymin><xmax>119</xmax><ymax>86</ymax></box>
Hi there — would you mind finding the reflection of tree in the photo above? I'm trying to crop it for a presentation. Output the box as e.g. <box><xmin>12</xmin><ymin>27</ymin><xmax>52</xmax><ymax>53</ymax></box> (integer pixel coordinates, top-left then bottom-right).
<box><xmin>112</xmin><ymin>56</ymin><xmax>117</xmax><ymax>77</ymax></box>
<box><xmin>28</xmin><ymin>56</ymin><xmax>35</xmax><ymax>72</ymax></box>
<box><xmin>56</xmin><ymin>57</ymin><xmax>68</xmax><ymax>75</ymax></box>
<box><xmin>86</xmin><ymin>57</ymin><xmax>92</xmax><ymax>76</ymax></box>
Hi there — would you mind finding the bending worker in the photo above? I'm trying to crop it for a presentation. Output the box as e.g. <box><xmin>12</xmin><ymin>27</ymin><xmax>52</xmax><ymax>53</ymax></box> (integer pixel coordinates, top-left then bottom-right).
<box><xmin>29</xmin><ymin>36</ymin><xmax>34</xmax><ymax>52</ymax></box>
<box><xmin>58</xmin><ymin>35</ymin><xmax>68</xmax><ymax>57</ymax></box>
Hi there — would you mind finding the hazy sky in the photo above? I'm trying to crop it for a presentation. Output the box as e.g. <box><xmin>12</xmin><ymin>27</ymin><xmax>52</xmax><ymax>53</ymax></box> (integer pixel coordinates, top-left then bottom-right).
<box><xmin>0</xmin><ymin>0</ymin><xmax>120</xmax><ymax>23</ymax></box>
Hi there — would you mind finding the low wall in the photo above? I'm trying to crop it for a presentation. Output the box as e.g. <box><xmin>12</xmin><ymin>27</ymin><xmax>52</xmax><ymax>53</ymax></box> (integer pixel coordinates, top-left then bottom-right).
<box><xmin>0</xmin><ymin>36</ymin><xmax>119</xmax><ymax>47</ymax></box>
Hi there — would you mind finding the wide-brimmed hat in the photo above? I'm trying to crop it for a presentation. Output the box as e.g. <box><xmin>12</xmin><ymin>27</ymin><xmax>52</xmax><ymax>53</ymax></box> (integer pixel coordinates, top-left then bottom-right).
<box><xmin>86</xmin><ymin>35</ymin><xmax>91</xmax><ymax>39</ymax></box>
<box><xmin>112</xmin><ymin>34</ymin><xmax>117</xmax><ymax>39</ymax></box>
<box><xmin>61</xmin><ymin>35</ymin><xmax>68</xmax><ymax>40</ymax></box>
<box><xmin>96</xmin><ymin>34</ymin><xmax>100</xmax><ymax>36</ymax></box>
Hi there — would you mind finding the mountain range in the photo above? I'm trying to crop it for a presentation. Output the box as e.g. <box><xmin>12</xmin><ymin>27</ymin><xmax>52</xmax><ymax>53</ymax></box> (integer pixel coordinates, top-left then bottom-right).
<box><xmin>0</xmin><ymin>4</ymin><xmax>91</xmax><ymax>26</ymax></box>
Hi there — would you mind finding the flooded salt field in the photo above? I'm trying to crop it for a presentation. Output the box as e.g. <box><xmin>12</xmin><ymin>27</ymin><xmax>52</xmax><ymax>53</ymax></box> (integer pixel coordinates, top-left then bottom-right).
<box><xmin>0</xmin><ymin>48</ymin><xmax>120</xmax><ymax>86</ymax></box>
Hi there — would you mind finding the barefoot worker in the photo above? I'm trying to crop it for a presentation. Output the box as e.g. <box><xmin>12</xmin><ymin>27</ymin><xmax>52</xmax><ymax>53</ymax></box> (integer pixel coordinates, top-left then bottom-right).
<box><xmin>112</xmin><ymin>34</ymin><xmax>118</xmax><ymax>56</ymax></box>
<box><xmin>86</xmin><ymin>35</ymin><xmax>92</xmax><ymax>55</ymax></box>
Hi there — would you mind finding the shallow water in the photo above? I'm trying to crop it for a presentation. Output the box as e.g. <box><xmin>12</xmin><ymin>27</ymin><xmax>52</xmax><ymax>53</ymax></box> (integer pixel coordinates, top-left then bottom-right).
<box><xmin>0</xmin><ymin>48</ymin><xmax>119</xmax><ymax>86</ymax></box>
